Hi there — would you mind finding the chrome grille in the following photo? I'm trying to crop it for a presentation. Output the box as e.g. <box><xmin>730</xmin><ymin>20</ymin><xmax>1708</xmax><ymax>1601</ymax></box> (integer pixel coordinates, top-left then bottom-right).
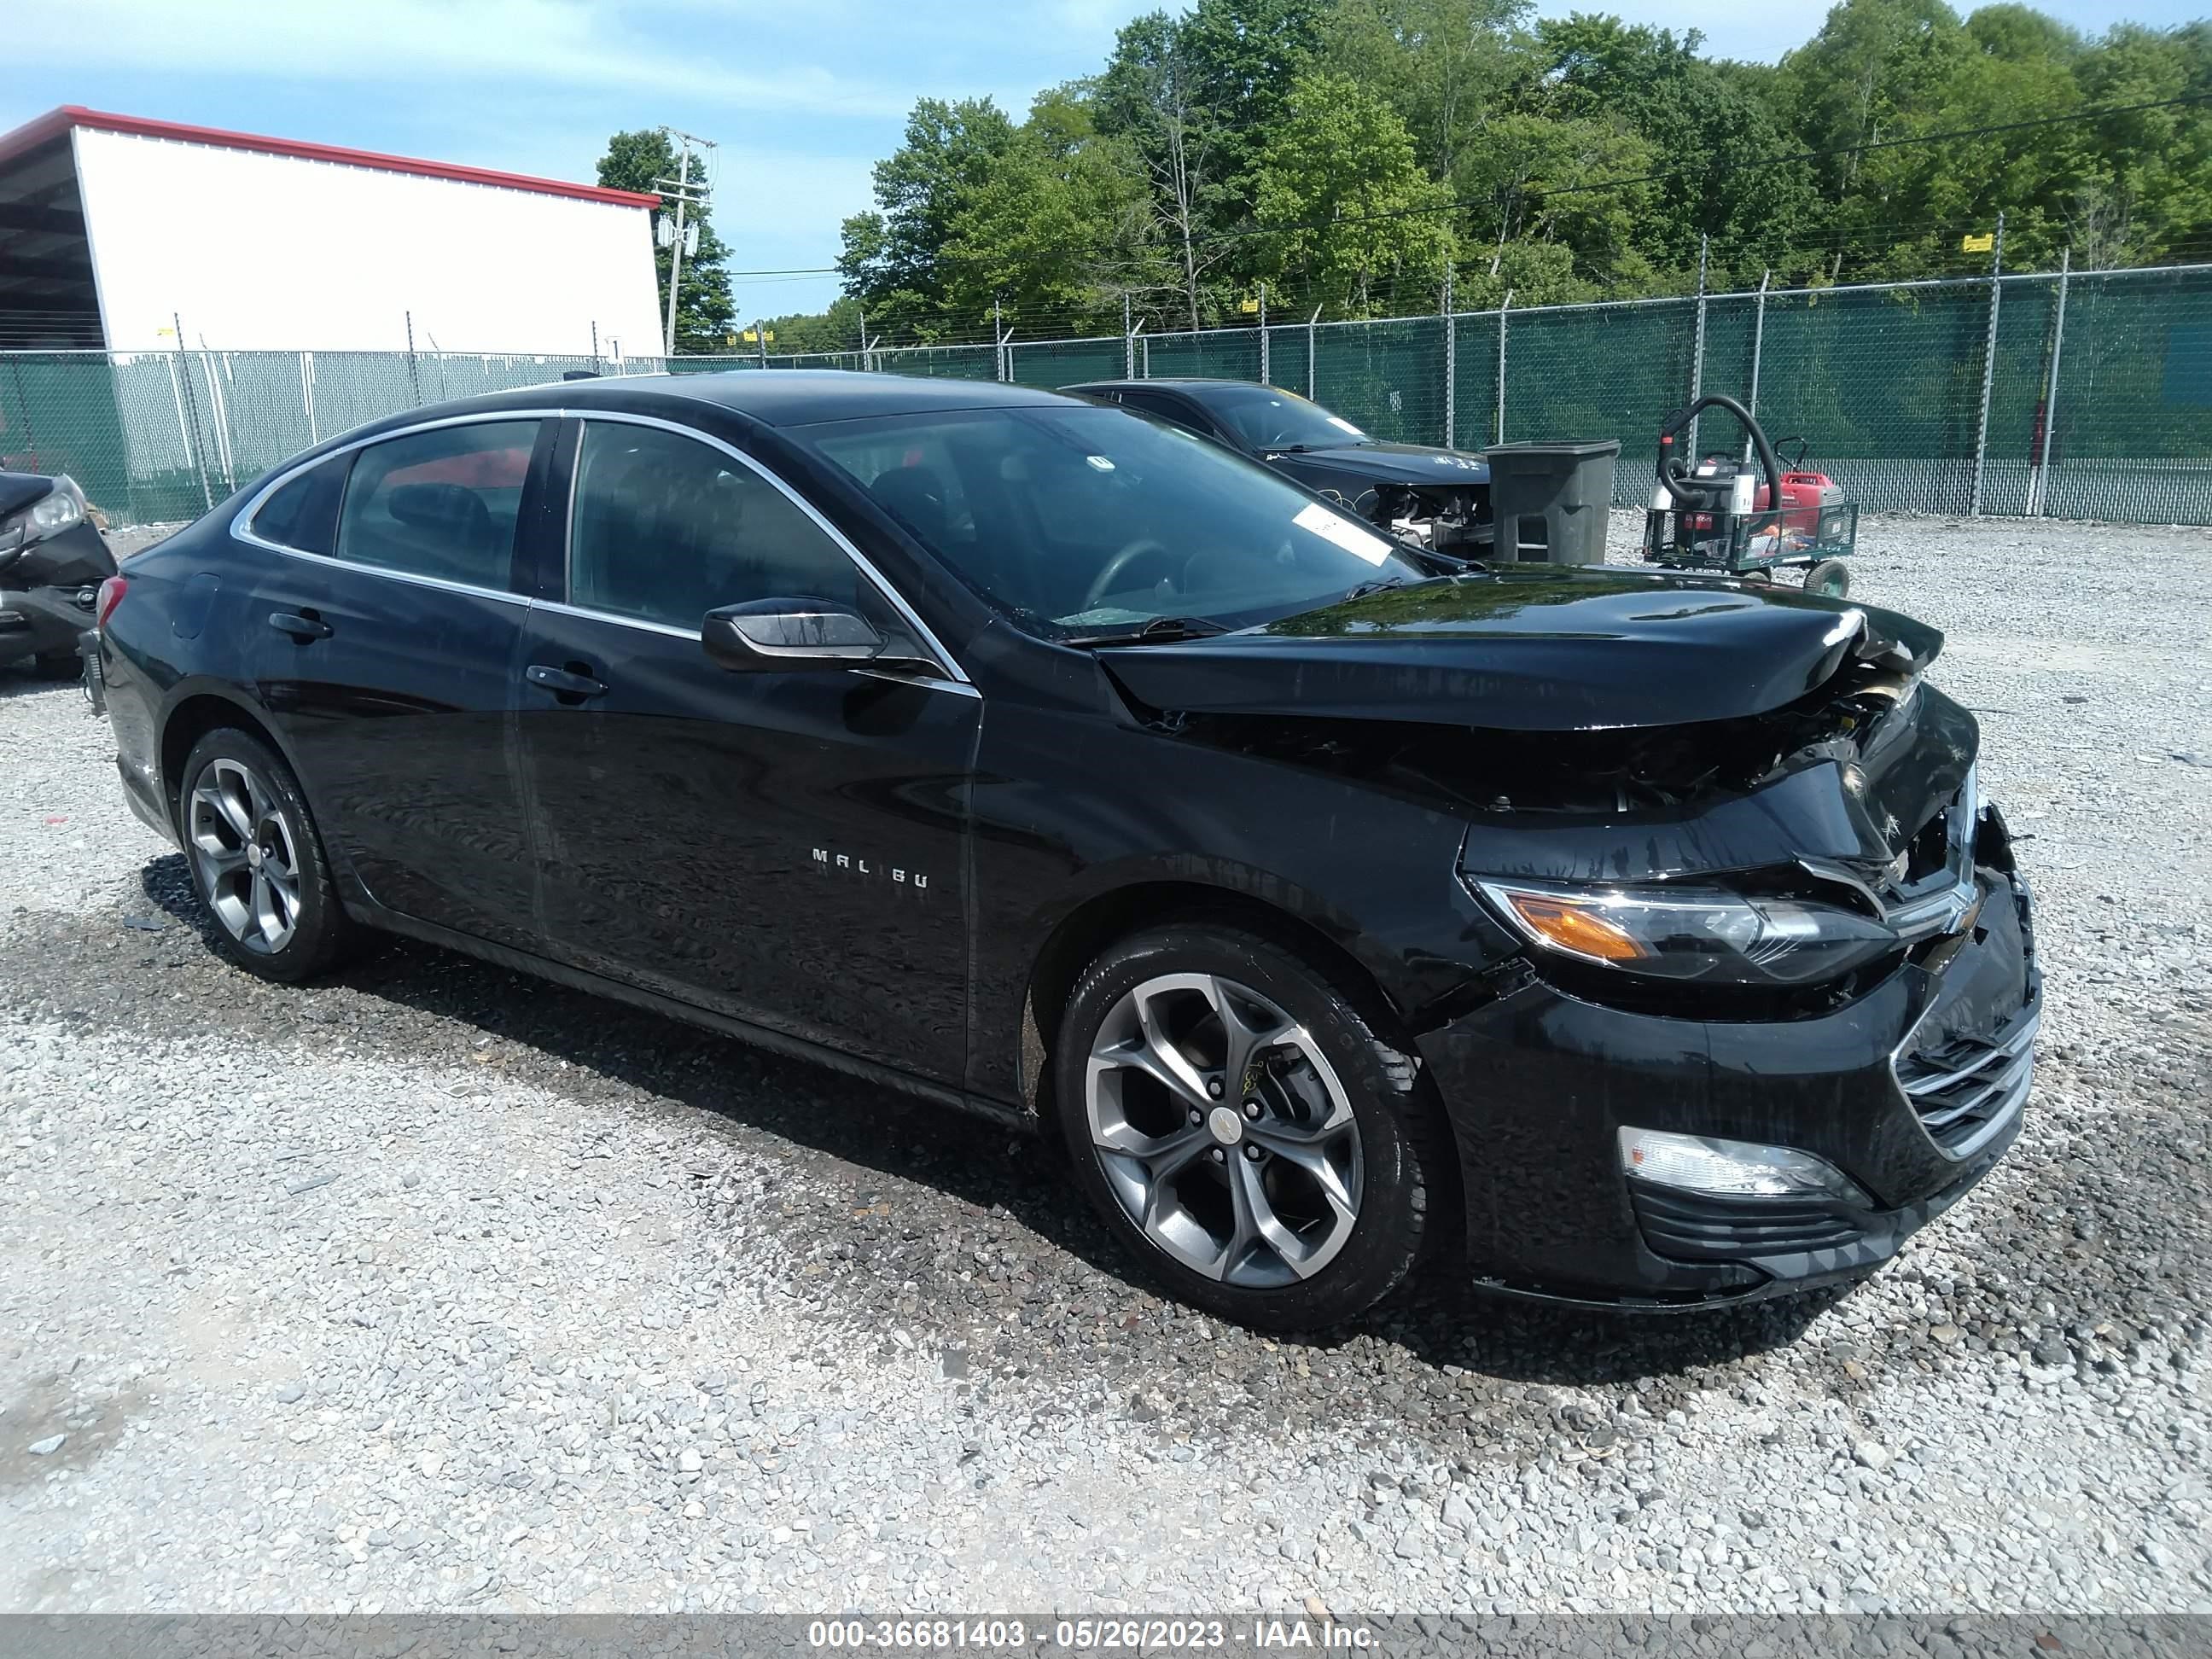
<box><xmin>1895</xmin><ymin>1003</ymin><xmax>2039</xmax><ymax>1160</ymax></box>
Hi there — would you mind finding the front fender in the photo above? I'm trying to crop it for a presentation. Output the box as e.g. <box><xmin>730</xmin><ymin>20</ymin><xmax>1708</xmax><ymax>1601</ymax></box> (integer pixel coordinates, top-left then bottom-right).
<box><xmin>965</xmin><ymin>700</ymin><xmax>1522</xmax><ymax>1106</ymax></box>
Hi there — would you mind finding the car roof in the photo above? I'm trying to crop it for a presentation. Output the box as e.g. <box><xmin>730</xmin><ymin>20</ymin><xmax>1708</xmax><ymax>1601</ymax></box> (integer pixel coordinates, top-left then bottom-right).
<box><xmin>368</xmin><ymin>370</ymin><xmax>1080</xmax><ymax>434</ymax></box>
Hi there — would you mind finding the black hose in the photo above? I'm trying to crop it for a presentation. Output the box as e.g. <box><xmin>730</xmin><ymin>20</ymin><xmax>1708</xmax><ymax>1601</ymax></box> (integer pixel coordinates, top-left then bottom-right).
<box><xmin>1655</xmin><ymin>393</ymin><xmax>1781</xmax><ymax>513</ymax></box>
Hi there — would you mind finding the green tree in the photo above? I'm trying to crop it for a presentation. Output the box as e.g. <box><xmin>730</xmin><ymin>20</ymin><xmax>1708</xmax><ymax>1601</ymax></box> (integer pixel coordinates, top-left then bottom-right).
<box><xmin>2058</xmin><ymin>21</ymin><xmax>2212</xmax><ymax>269</ymax></box>
<box><xmin>836</xmin><ymin>97</ymin><xmax>1019</xmax><ymax>335</ymax></box>
<box><xmin>1099</xmin><ymin>10</ymin><xmax>1234</xmax><ymax>329</ymax></box>
<box><xmin>1533</xmin><ymin>15</ymin><xmax>1819</xmax><ymax>282</ymax></box>
<box><xmin>596</xmin><ymin>129</ymin><xmax>734</xmax><ymax>353</ymax></box>
<box><xmin>1321</xmin><ymin>0</ymin><xmax>1528</xmax><ymax>183</ymax></box>
<box><xmin>1179</xmin><ymin>0</ymin><xmax>1330</xmax><ymax>198</ymax></box>
<box><xmin>1249</xmin><ymin>71</ymin><xmax>1456</xmax><ymax>315</ymax></box>
<box><xmin>1450</xmin><ymin>112</ymin><xmax>1662</xmax><ymax>301</ymax></box>
<box><xmin>1776</xmin><ymin>0</ymin><xmax>1973</xmax><ymax>276</ymax></box>
<box><xmin>943</xmin><ymin>87</ymin><xmax>1160</xmax><ymax>332</ymax></box>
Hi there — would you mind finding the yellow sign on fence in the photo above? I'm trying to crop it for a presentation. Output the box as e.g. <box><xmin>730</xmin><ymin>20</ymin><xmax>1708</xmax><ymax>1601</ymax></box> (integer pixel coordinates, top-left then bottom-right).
<box><xmin>1962</xmin><ymin>232</ymin><xmax>1995</xmax><ymax>253</ymax></box>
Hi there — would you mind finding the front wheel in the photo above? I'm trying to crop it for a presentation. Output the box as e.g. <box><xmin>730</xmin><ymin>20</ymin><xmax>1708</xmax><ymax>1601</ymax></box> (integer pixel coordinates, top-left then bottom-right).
<box><xmin>1053</xmin><ymin>923</ymin><xmax>1445</xmax><ymax>1330</ymax></box>
<box><xmin>178</xmin><ymin>727</ymin><xmax>358</xmax><ymax>982</ymax></box>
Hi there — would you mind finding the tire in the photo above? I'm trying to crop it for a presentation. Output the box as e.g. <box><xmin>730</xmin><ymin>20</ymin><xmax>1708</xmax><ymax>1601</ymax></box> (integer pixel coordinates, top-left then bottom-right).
<box><xmin>178</xmin><ymin>726</ymin><xmax>358</xmax><ymax>983</ymax></box>
<box><xmin>32</xmin><ymin>650</ymin><xmax>82</xmax><ymax>681</ymax></box>
<box><xmin>1053</xmin><ymin>922</ymin><xmax>1446</xmax><ymax>1330</ymax></box>
<box><xmin>1803</xmin><ymin>558</ymin><xmax>1851</xmax><ymax>598</ymax></box>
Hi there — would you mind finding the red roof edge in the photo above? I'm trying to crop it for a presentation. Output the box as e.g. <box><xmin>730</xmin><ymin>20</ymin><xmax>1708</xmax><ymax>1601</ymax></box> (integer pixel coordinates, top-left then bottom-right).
<box><xmin>0</xmin><ymin>105</ymin><xmax>661</xmax><ymax>208</ymax></box>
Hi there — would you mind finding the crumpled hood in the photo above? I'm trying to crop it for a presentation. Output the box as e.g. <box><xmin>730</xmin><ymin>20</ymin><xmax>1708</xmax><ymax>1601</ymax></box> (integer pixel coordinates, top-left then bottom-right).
<box><xmin>0</xmin><ymin>470</ymin><xmax>57</xmax><ymax>520</ymax></box>
<box><xmin>1268</xmin><ymin>441</ymin><xmax>1489</xmax><ymax>490</ymax></box>
<box><xmin>1100</xmin><ymin>568</ymin><xmax>1943</xmax><ymax>732</ymax></box>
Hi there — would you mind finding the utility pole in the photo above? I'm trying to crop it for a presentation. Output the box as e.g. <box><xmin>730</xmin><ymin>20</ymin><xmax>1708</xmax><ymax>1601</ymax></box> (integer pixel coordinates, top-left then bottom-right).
<box><xmin>655</xmin><ymin>126</ymin><xmax>717</xmax><ymax>358</ymax></box>
<box><xmin>1970</xmin><ymin>211</ymin><xmax>2006</xmax><ymax>517</ymax></box>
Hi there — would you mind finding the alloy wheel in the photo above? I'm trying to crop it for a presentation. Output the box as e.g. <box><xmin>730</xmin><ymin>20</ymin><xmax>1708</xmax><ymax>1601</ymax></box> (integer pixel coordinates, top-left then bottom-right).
<box><xmin>1084</xmin><ymin>971</ymin><xmax>1364</xmax><ymax>1288</ymax></box>
<box><xmin>187</xmin><ymin>757</ymin><xmax>302</xmax><ymax>955</ymax></box>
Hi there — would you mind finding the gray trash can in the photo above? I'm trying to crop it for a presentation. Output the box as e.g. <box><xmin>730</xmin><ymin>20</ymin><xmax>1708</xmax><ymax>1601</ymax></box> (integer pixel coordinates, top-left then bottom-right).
<box><xmin>1483</xmin><ymin>439</ymin><xmax>1621</xmax><ymax>564</ymax></box>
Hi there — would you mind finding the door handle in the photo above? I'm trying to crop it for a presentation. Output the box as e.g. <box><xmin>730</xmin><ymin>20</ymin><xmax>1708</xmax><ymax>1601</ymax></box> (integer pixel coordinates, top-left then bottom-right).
<box><xmin>269</xmin><ymin>610</ymin><xmax>332</xmax><ymax>641</ymax></box>
<box><xmin>525</xmin><ymin>662</ymin><xmax>608</xmax><ymax>699</ymax></box>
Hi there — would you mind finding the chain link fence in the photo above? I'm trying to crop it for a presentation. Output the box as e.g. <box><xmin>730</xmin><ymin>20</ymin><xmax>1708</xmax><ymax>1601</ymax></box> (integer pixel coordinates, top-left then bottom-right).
<box><xmin>3</xmin><ymin>262</ymin><xmax>2209</xmax><ymax>529</ymax></box>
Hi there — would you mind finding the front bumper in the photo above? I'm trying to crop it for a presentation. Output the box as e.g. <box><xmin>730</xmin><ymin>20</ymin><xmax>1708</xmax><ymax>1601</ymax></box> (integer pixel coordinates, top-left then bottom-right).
<box><xmin>1417</xmin><ymin>812</ymin><xmax>2038</xmax><ymax>1307</ymax></box>
<box><xmin>0</xmin><ymin>582</ymin><xmax>96</xmax><ymax>661</ymax></box>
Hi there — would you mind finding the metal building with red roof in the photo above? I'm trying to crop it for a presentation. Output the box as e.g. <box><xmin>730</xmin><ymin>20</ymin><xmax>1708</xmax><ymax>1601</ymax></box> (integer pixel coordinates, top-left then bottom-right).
<box><xmin>0</xmin><ymin>106</ymin><xmax>664</xmax><ymax>356</ymax></box>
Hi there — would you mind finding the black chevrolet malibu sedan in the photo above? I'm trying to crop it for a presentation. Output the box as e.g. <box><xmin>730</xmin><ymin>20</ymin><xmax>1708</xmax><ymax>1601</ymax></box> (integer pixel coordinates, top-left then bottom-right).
<box><xmin>91</xmin><ymin>371</ymin><xmax>2037</xmax><ymax>1330</ymax></box>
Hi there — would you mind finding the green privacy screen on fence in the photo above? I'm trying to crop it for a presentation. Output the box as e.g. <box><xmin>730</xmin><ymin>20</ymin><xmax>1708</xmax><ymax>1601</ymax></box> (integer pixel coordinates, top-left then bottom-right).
<box><xmin>5</xmin><ymin>263</ymin><xmax>2210</xmax><ymax>528</ymax></box>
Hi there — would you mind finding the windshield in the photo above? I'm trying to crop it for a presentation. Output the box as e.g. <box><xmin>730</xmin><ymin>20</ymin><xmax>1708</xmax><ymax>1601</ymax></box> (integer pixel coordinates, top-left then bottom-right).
<box><xmin>795</xmin><ymin>404</ymin><xmax>1424</xmax><ymax>638</ymax></box>
<box><xmin>1190</xmin><ymin>385</ymin><xmax>1371</xmax><ymax>452</ymax></box>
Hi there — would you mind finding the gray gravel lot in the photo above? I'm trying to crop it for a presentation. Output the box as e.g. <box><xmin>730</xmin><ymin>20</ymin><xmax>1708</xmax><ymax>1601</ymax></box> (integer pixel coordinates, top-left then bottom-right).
<box><xmin>2</xmin><ymin>513</ymin><xmax>2210</xmax><ymax>1615</ymax></box>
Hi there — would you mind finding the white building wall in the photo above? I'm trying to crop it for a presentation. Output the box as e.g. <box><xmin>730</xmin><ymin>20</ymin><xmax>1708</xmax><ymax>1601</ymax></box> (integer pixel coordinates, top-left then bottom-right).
<box><xmin>72</xmin><ymin>126</ymin><xmax>663</xmax><ymax>356</ymax></box>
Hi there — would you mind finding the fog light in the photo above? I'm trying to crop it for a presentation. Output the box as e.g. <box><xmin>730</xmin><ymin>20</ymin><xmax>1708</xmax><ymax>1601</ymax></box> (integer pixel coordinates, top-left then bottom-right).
<box><xmin>1618</xmin><ymin>1126</ymin><xmax>1872</xmax><ymax>1205</ymax></box>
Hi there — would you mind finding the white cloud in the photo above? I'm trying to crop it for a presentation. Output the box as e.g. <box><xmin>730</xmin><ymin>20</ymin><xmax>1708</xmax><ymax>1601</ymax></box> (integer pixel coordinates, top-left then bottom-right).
<box><xmin>7</xmin><ymin>0</ymin><xmax>913</xmax><ymax>118</ymax></box>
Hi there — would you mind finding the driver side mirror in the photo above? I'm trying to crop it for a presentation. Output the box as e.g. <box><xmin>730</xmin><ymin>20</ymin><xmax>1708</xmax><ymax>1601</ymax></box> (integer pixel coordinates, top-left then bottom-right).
<box><xmin>701</xmin><ymin>597</ymin><xmax>886</xmax><ymax>672</ymax></box>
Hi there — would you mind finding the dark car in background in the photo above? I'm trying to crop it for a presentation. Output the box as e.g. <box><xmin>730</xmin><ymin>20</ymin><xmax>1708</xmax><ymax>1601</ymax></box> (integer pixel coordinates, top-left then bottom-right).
<box><xmin>1</xmin><ymin>469</ymin><xmax>115</xmax><ymax>678</ymax></box>
<box><xmin>1062</xmin><ymin>378</ymin><xmax>1493</xmax><ymax>556</ymax></box>
<box><xmin>90</xmin><ymin>370</ymin><xmax>2036</xmax><ymax>1330</ymax></box>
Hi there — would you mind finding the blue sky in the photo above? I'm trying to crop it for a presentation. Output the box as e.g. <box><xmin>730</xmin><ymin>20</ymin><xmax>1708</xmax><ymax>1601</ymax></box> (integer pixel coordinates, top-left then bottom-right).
<box><xmin>4</xmin><ymin>0</ymin><xmax>2197</xmax><ymax>318</ymax></box>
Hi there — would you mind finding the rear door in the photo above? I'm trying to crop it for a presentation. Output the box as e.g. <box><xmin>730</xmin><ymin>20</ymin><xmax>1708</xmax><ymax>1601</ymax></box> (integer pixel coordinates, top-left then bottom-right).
<box><xmin>244</xmin><ymin>416</ymin><xmax>551</xmax><ymax>951</ymax></box>
<box><xmin>511</xmin><ymin>415</ymin><xmax>981</xmax><ymax>1084</ymax></box>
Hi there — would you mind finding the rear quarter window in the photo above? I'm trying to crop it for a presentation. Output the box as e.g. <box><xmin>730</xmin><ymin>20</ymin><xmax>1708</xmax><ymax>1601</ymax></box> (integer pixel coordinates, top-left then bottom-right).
<box><xmin>249</xmin><ymin>455</ymin><xmax>351</xmax><ymax>556</ymax></box>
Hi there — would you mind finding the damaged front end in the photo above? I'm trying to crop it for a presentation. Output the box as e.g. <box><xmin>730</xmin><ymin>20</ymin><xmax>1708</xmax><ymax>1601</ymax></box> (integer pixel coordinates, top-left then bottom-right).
<box><xmin>1098</xmin><ymin>568</ymin><xmax>2035</xmax><ymax>1305</ymax></box>
<box><xmin>1372</xmin><ymin>480</ymin><xmax>1491</xmax><ymax>556</ymax></box>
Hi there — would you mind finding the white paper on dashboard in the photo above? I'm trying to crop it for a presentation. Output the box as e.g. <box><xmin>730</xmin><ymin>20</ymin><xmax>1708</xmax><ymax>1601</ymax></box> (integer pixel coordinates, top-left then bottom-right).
<box><xmin>1293</xmin><ymin>501</ymin><xmax>1391</xmax><ymax>565</ymax></box>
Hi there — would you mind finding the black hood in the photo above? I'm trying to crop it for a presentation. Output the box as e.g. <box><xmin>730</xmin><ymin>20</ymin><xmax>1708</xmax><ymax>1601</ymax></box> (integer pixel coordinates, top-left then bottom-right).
<box><xmin>1100</xmin><ymin>568</ymin><xmax>1943</xmax><ymax>733</ymax></box>
<box><xmin>1267</xmin><ymin>440</ymin><xmax>1489</xmax><ymax>492</ymax></box>
<box><xmin>0</xmin><ymin>470</ymin><xmax>57</xmax><ymax>520</ymax></box>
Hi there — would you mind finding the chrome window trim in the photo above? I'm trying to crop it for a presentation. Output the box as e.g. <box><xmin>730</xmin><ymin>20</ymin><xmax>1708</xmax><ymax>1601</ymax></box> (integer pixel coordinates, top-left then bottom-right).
<box><xmin>565</xmin><ymin>410</ymin><xmax>971</xmax><ymax>686</ymax></box>
<box><xmin>533</xmin><ymin>597</ymin><xmax>701</xmax><ymax>642</ymax></box>
<box><xmin>230</xmin><ymin>409</ymin><xmax>560</xmax><ymax>603</ymax></box>
<box><xmin>227</xmin><ymin>405</ymin><xmax>975</xmax><ymax>690</ymax></box>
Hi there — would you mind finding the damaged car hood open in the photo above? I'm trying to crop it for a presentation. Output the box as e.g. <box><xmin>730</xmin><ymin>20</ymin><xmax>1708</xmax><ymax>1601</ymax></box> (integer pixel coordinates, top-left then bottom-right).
<box><xmin>1098</xmin><ymin>568</ymin><xmax>1943</xmax><ymax>732</ymax></box>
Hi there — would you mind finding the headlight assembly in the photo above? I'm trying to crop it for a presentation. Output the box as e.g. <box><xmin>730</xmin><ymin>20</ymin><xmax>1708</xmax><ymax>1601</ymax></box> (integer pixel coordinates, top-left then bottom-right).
<box><xmin>0</xmin><ymin>474</ymin><xmax>87</xmax><ymax>565</ymax></box>
<box><xmin>1472</xmin><ymin>875</ymin><xmax>1899</xmax><ymax>987</ymax></box>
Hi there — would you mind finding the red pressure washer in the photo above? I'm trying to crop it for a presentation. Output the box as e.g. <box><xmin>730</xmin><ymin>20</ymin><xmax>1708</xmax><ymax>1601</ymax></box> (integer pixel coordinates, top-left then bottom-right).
<box><xmin>1639</xmin><ymin>393</ymin><xmax>1857</xmax><ymax>597</ymax></box>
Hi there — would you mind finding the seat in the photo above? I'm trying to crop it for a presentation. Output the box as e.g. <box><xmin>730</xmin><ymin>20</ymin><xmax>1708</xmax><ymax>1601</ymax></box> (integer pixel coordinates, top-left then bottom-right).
<box><xmin>384</xmin><ymin>482</ymin><xmax>500</xmax><ymax>585</ymax></box>
<box><xmin>869</xmin><ymin>466</ymin><xmax>951</xmax><ymax>551</ymax></box>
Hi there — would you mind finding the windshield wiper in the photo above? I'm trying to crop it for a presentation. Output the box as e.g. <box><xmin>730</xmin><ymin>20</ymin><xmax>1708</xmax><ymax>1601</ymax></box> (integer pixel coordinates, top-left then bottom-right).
<box><xmin>1062</xmin><ymin>614</ymin><xmax>1231</xmax><ymax>647</ymax></box>
<box><xmin>1342</xmin><ymin>576</ymin><xmax>1407</xmax><ymax>602</ymax></box>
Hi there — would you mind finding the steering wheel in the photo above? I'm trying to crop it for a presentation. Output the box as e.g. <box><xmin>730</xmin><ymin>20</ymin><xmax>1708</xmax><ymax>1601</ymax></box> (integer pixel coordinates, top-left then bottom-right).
<box><xmin>1085</xmin><ymin>538</ymin><xmax>1189</xmax><ymax>610</ymax></box>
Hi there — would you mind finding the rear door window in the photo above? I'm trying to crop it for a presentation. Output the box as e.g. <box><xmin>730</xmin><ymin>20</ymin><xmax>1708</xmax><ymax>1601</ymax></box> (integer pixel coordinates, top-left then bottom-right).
<box><xmin>334</xmin><ymin>420</ymin><xmax>541</xmax><ymax>591</ymax></box>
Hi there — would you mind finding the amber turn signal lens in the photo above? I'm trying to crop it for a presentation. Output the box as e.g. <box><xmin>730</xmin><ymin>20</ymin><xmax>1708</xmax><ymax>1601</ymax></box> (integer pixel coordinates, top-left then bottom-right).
<box><xmin>1502</xmin><ymin>893</ymin><xmax>1650</xmax><ymax>962</ymax></box>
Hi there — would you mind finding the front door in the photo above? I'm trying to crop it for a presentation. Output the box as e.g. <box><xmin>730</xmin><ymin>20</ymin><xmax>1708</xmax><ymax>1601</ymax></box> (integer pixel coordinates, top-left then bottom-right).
<box><xmin>247</xmin><ymin>416</ymin><xmax>549</xmax><ymax>951</ymax></box>
<box><xmin>511</xmin><ymin>416</ymin><xmax>980</xmax><ymax>1084</ymax></box>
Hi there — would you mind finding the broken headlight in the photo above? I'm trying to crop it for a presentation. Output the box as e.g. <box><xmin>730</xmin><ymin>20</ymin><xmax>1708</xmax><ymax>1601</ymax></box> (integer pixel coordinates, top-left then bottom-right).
<box><xmin>1471</xmin><ymin>876</ymin><xmax>1898</xmax><ymax>987</ymax></box>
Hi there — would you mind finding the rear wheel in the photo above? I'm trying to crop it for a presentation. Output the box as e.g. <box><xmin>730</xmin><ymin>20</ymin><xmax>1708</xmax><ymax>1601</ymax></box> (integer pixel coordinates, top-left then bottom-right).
<box><xmin>1054</xmin><ymin>923</ymin><xmax>1443</xmax><ymax>1330</ymax></box>
<box><xmin>179</xmin><ymin>727</ymin><xmax>358</xmax><ymax>982</ymax></box>
<box><xmin>1804</xmin><ymin>558</ymin><xmax>1851</xmax><ymax>598</ymax></box>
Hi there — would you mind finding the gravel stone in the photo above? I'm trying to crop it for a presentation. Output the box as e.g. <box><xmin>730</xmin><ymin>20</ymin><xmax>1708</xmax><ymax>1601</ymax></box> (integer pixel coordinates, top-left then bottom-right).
<box><xmin>2</xmin><ymin>513</ymin><xmax>2209</xmax><ymax>1614</ymax></box>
